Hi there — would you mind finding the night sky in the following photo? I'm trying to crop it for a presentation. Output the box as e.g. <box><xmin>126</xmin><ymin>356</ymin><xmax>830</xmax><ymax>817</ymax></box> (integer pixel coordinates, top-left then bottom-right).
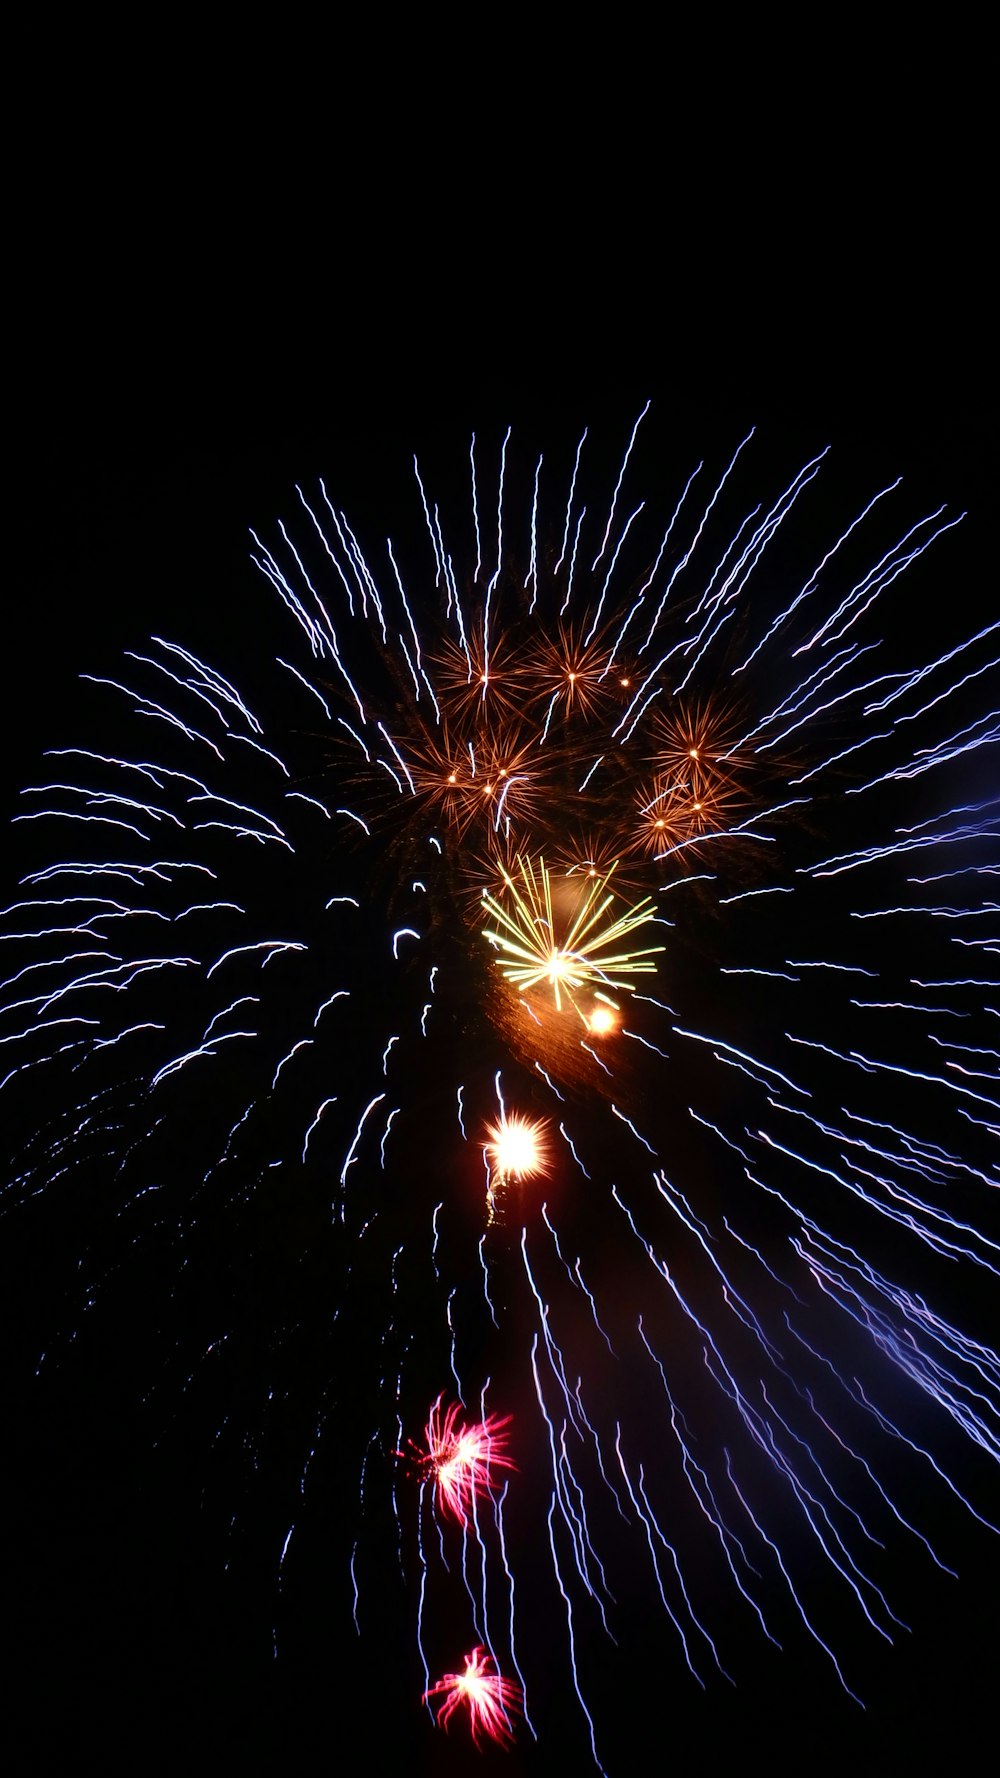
<box><xmin>4</xmin><ymin>288</ymin><xmax>996</xmax><ymax>1778</ymax></box>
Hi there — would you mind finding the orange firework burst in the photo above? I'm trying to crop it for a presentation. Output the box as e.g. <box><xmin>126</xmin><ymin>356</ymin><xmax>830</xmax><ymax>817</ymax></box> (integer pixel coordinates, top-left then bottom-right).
<box><xmin>424</xmin><ymin>1645</ymin><xmax>523</xmax><ymax>1745</ymax></box>
<box><xmin>404</xmin><ymin>721</ymin><xmax>550</xmax><ymax>843</ymax></box>
<box><xmin>632</xmin><ymin>773</ymin><xmax>693</xmax><ymax>856</ymax></box>
<box><xmin>433</xmin><ymin>627</ymin><xmax>529</xmax><ymax>726</ymax></box>
<box><xmin>651</xmin><ymin>698</ymin><xmax>747</xmax><ymax>799</ymax></box>
<box><xmin>632</xmin><ymin>747</ymin><xmax>748</xmax><ymax>861</ymax></box>
<box><xmin>529</xmin><ymin>625</ymin><xmax>624</xmax><ymax>724</ymax></box>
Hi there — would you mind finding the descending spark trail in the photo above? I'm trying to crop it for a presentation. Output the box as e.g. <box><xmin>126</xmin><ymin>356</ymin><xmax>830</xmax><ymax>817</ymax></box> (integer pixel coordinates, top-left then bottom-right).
<box><xmin>2</xmin><ymin>412</ymin><xmax>997</xmax><ymax>1765</ymax></box>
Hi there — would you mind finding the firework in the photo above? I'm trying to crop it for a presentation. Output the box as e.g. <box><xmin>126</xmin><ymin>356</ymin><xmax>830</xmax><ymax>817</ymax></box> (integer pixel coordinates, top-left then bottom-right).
<box><xmin>3</xmin><ymin>411</ymin><xmax>997</xmax><ymax>1768</ymax></box>
<box><xmin>424</xmin><ymin>1645</ymin><xmax>522</xmax><ymax>1745</ymax></box>
<box><xmin>417</xmin><ymin>1395</ymin><xmax>515</xmax><ymax>1525</ymax></box>
<box><xmin>483</xmin><ymin>1113</ymin><xmax>550</xmax><ymax>1184</ymax></box>
<box><xmin>482</xmin><ymin>1108</ymin><xmax>551</xmax><ymax>1222</ymax></box>
<box><xmin>482</xmin><ymin>855</ymin><xmax>663</xmax><ymax>1016</ymax></box>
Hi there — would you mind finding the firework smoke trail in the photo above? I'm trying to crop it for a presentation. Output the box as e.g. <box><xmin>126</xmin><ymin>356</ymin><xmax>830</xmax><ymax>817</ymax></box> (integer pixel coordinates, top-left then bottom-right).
<box><xmin>2</xmin><ymin>413</ymin><xmax>997</xmax><ymax>1764</ymax></box>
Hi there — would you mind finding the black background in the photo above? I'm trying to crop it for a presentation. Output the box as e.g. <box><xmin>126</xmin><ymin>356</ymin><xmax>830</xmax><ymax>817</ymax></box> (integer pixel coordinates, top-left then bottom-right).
<box><xmin>4</xmin><ymin>159</ymin><xmax>996</xmax><ymax>1778</ymax></box>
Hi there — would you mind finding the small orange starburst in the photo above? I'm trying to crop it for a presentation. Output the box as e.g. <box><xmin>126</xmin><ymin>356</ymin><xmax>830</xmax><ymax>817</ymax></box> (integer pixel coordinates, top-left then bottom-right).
<box><xmin>433</xmin><ymin>628</ymin><xmax>529</xmax><ymax>726</ymax></box>
<box><xmin>405</xmin><ymin>721</ymin><xmax>549</xmax><ymax>842</ymax></box>
<box><xmin>652</xmin><ymin>699</ymin><xmax>745</xmax><ymax>801</ymax></box>
<box><xmin>530</xmin><ymin>626</ymin><xmax>616</xmax><ymax>722</ymax></box>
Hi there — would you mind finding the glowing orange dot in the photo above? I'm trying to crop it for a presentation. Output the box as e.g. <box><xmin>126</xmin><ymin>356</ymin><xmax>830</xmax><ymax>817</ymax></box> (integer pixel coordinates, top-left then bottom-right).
<box><xmin>588</xmin><ymin>1005</ymin><xmax>617</xmax><ymax>1036</ymax></box>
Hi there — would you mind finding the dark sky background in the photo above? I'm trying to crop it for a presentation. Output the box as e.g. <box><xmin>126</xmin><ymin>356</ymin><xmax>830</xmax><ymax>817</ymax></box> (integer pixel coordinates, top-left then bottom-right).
<box><xmin>4</xmin><ymin>232</ymin><xmax>996</xmax><ymax>1778</ymax></box>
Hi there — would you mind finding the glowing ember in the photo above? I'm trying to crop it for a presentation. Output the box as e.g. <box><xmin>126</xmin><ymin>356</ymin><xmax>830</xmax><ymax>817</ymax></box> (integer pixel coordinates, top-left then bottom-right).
<box><xmin>587</xmin><ymin>1002</ymin><xmax>618</xmax><ymax>1036</ymax></box>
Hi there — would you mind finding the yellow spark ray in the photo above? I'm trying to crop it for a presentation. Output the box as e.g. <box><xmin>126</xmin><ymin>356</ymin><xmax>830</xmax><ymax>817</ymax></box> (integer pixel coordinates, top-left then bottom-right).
<box><xmin>481</xmin><ymin>855</ymin><xmax>663</xmax><ymax>1015</ymax></box>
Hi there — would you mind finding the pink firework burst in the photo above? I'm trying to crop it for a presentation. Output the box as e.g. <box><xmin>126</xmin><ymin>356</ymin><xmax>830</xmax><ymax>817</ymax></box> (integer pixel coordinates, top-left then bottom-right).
<box><xmin>424</xmin><ymin>1646</ymin><xmax>522</xmax><ymax>1745</ymax></box>
<box><xmin>423</xmin><ymin>1395</ymin><xmax>514</xmax><ymax>1525</ymax></box>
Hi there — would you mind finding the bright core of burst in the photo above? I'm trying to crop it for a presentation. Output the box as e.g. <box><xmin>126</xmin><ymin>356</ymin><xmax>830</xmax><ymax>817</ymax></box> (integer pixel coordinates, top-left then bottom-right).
<box><xmin>484</xmin><ymin>1114</ymin><xmax>548</xmax><ymax>1181</ymax></box>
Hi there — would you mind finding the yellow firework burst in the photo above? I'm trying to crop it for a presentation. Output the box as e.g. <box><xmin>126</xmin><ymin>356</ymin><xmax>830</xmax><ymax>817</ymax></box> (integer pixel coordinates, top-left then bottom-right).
<box><xmin>481</xmin><ymin>855</ymin><xmax>664</xmax><ymax>1015</ymax></box>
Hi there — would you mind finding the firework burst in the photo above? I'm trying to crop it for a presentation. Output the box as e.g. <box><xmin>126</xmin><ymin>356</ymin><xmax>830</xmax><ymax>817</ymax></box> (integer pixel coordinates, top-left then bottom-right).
<box><xmin>481</xmin><ymin>855</ymin><xmax>663</xmax><ymax>1016</ymax></box>
<box><xmin>424</xmin><ymin>1645</ymin><xmax>523</xmax><ymax>1745</ymax></box>
<box><xmin>417</xmin><ymin>1396</ymin><xmax>515</xmax><ymax>1525</ymax></box>
<box><xmin>3</xmin><ymin>409</ymin><xmax>997</xmax><ymax>1768</ymax></box>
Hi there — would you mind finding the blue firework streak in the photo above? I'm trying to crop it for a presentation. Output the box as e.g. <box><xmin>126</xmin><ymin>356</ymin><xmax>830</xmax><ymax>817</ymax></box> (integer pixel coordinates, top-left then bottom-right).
<box><xmin>3</xmin><ymin>412</ymin><xmax>997</xmax><ymax>1768</ymax></box>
